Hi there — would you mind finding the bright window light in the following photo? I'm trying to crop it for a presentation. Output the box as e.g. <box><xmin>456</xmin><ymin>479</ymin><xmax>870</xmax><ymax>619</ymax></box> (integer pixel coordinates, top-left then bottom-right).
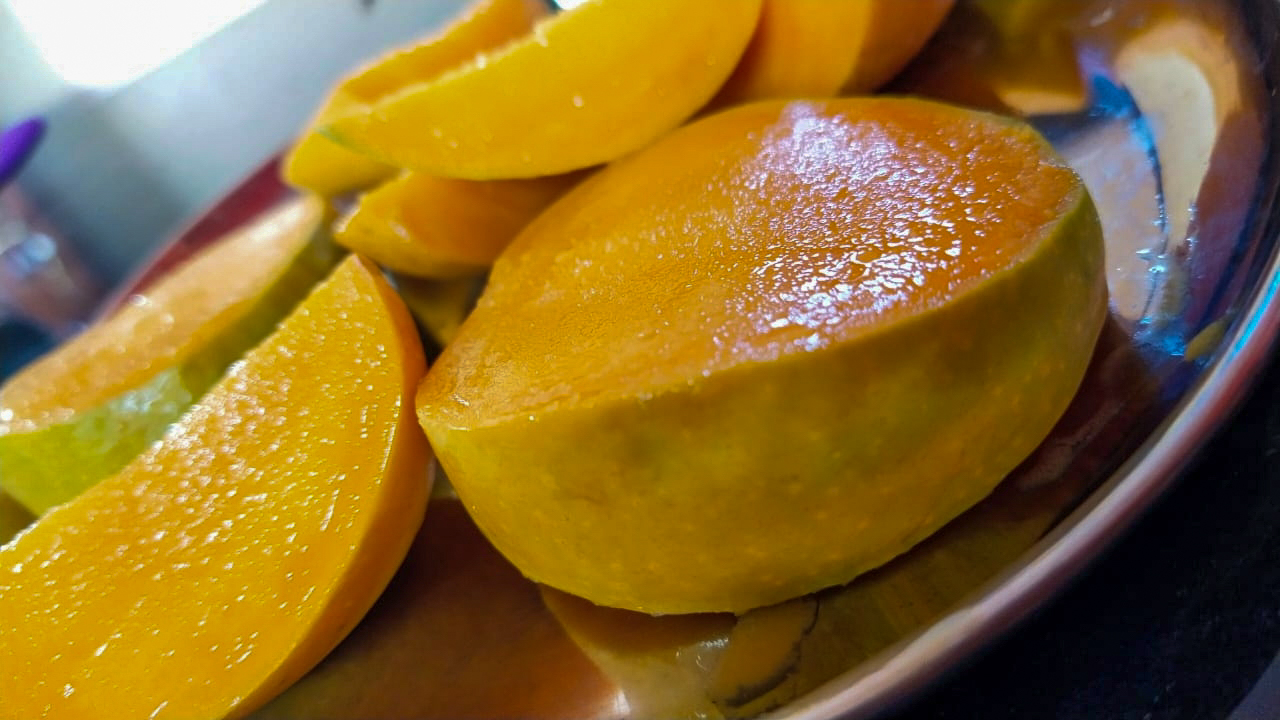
<box><xmin>6</xmin><ymin>0</ymin><xmax>267</xmax><ymax>89</ymax></box>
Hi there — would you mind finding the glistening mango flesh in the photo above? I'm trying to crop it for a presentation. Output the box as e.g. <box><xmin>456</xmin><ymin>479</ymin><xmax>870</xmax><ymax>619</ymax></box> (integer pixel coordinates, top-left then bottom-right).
<box><xmin>0</xmin><ymin>197</ymin><xmax>337</xmax><ymax>514</ymax></box>
<box><xmin>418</xmin><ymin>98</ymin><xmax>1108</xmax><ymax>614</ymax></box>
<box><xmin>0</xmin><ymin>257</ymin><xmax>431</xmax><ymax>719</ymax></box>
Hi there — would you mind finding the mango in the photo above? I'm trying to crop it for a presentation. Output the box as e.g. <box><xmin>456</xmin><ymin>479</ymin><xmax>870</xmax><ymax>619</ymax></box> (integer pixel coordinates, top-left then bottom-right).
<box><xmin>282</xmin><ymin>0</ymin><xmax>550</xmax><ymax>196</ymax></box>
<box><xmin>322</xmin><ymin>0</ymin><xmax>764</xmax><ymax>179</ymax></box>
<box><xmin>336</xmin><ymin>170</ymin><xmax>584</xmax><ymax>278</ymax></box>
<box><xmin>840</xmin><ymin>0</ymin><xmax>956</xmax><ymax>92</ymax></box>
<box><xmin>713</xmin><ymin>0</ymin><xmax>954</xmax><ymax>105</ymax></box>
<box><xmin>418</xmin><ymin>98</ymin><xmax>1107</xmax><ymax>614</ymax></box>
<box><xmin>0</xmin><ymin>256</ymin><xmax>430</xmax><ymax>719</ymax></box>
<box><xmin>0</xmin><ymin>197</ymin><xmax>338</xmax><ymax>515</ymax></box>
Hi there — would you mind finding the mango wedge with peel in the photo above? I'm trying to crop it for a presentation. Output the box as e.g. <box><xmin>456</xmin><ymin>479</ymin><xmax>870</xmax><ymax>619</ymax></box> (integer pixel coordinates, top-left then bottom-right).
<box><xmin>322</xmin><ymin>0</ymin><xmax>764</xmax><ymax>179</ymax></box>
<box><xmin>418</xmin><ymin>98</ymin><xmax>1108</xmax><ymax>614</ymax></box>
<box><xmin>336</xmin><ymin>170</ymin><xmax>584</xmax><ymax>278</ymax></box>
<box><xmin>0</xmin><ymin>256</ymin><xmax>431</xmax><ymax>720</ymax></box>
<box><xmin>283</xmin><ymin>130</ymin><xmax>397</xmax><ymax>200</ymax></box>
<box><xmin>713</xmin><ymin>0</ymin><xmax>954</xmax><ymax>105</ymax></box>
<box><xmin>282</xmin><ymin>0</ymin><xmax>550</xmax><ymax>196</ymax></box>
<box><xmin>0</xmin><ymin>197</ymin><xmax>338</xmax><ymax>515</ymax></box>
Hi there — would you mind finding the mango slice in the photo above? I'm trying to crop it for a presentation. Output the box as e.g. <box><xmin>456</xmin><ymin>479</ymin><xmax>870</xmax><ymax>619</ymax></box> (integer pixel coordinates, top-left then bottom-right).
<box><xmin>713</xmin><ymin>0</ymin><xmax>954</xmax><ymax>105</ymax></box>
<box><xmin>282</xmin><ymin>0</ymin><xmax>550</xmax><ymax>196</ymax></box>
<box><xmin>336</xmin><ymin>170</ymin><xmax>583</xmax><ymax>278</ymax></box>
<box><xmin>0</xmin><ymin>197</ymin><xmax>338</xmax><ymax>515</ymax></box>
<box><xmin>322</xmin><ymin>0</ymin><xmax>764</xmax><ymax>179</ymax></box>
<box><xmin>418</xmin><ymin>98</ymin><xmax>1107</xmax><ymax>614</ymax></box>
<box><xmin>0</xmin><ymin>256</ymin><xmax>430</xmax><ymax>720</ymax></box>
<box><xmin>841</xmin><ymin>0</ymin><xmax>956</xmax><ymax>92</ymax></box>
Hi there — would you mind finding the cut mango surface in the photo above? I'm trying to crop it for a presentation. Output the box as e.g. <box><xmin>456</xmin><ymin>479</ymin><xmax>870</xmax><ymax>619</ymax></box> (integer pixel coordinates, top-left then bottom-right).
<box><xmin>282</xmin><ymin>0</ymin><xmax>549</xmax><ymax>195</ymax></box>
<box><xmin>419</xmin><ymin>98</ymin><xmax>1107</xmax><ymax>614</ymax></box>
<box><xmin>0</xmin><ymin>256</ymin><xmax>431</xmax><ymax>719</ymax></box>
<box><xmin>713</xmin><ymin>0</ymin><xmax>954</xmax><ymax>105</ymax></box>
<box><xmin>0</xmin><ymin>197</ymin><xmax>337</xmax><ymax>514</ymax></box>
<box><xmin>336</xmin><ymin>170</ymin><xmax>583</xmax><ymax>278</ymax></box>
<box><xmin>323</xmin><ymin>0</ymin><xmax>764</xmax><ymax>179</ymax></box>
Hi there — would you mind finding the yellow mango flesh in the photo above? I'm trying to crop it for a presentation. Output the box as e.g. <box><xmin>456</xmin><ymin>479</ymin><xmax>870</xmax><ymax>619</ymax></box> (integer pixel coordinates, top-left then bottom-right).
<box><xmin>0</xmin><ymin>256</ymin><xmax>430</xmax><ymax>719</ymax></box>
<box><xmin>418</xmin><ymin>98</ymin><xmax>1107</xmax><ymax>614</ymax></box>
<box><xmin>0</xmin><ymin>197</ymin><xmax>337</xmax><ymax>514</ymax></box>
<box><xmin>713</xmin><ymin>0</ymin><xmax>954</xmax><ymax>105</ymax></box>
<box><xmin>336</xmin><ymin>170</ymin><xmax>583</xmax><ymax>278</ymax></box>
<box><xmin>323</xmin><ymin>0</ymin><xmax>764</xmax><ymax>179</ymax></box>
<box><xmin>282</xmin><ymin>0</ymin><xmax>549</xmax><ymax>195</ymax></box>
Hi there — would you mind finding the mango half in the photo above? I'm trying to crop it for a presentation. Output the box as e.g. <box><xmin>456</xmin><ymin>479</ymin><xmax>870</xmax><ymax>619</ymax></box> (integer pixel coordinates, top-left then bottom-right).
<box><xmin>418</xmin><ymin>98</ymin><xmax>1107</xmax><ymax>614</ymax></box>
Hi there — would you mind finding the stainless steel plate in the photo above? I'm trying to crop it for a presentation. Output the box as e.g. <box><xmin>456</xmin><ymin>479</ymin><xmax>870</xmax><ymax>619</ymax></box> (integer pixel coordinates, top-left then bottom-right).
<box><xmin>83</xmin><ymin>0</ymin><xmax>1280</xmax><ymax>717</ymax></box>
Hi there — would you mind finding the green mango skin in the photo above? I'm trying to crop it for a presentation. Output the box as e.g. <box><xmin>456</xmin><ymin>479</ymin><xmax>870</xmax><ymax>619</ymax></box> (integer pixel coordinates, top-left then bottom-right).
<box><xmin>541</xmin><ymin>319</ymin><xmax>1158</xmax><ymax>719</ymax></box>
<box><xmin>0</xmin><ymin>215</ymin><xmax>340</xmax><ymax>516</ymax></box>
<box><xmin>0</xmin><ymin>491</ymin><xmax>32</xmax><ymax>545</ymax></box>
<box><xmin>426</xmin><ymin>186</ymin><xmax>1106</xmax><ymax>615</ymax></box>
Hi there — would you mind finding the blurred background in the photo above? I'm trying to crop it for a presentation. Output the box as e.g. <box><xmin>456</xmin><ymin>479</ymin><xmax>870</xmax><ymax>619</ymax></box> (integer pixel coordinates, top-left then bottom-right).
<box><xmin>0</xmin><ymin>0</ymin><xmax>465</xmax><ymax>360</ymax></box>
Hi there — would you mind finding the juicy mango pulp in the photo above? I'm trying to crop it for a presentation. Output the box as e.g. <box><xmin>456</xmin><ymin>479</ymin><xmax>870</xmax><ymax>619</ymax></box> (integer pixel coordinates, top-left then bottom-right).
<box><xmin>0</xmin><ymin>257</ymin><xmax>430</xmax><ymax>720</ymax></box>
<box><xmin>335</xmin><ymin>170</ymin><xmax>584</xmax><ymax>278</ymax></box>
<box><xmin>427</xmin><ymin>99</ymin><xmax>1082</xmax><ymax>424</ymax></box>
<box><xmin>0</xmin><ymin>198</ymin><xmax>337</xmax><ymax>514</ymax></box>
<box><xmin>0</xmin><ymin>199</ymin><xmax>330</xmax><ymax>433</ymax></box>
<box><xmin>321</xmin><ymin>0</ymin><xmax>764</xmax><ymax>178</ymax></box>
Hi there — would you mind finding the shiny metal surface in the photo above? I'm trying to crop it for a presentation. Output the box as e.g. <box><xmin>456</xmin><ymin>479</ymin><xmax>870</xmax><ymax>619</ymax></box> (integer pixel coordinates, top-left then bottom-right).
<box><xmin>785</xmin><ymin>0</ymin><xmax>1280</xmax><ymax>715</ymax></box>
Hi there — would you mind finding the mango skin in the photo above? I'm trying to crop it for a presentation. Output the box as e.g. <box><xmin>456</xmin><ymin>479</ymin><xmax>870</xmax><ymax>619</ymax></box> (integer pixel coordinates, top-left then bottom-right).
<box><xmin>419</xmin><ymin>101</ymin><xmax>1107</xmax><ymax>615</ymax></box>
<box><xmin>0</xmin><ymin>199</ymin><xmax>338</xmax><ymax>514</ymax></box>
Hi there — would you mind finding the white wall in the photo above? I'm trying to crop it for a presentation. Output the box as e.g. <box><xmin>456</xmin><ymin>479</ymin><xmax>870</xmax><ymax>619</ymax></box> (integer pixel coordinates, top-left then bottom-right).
<box><xmin>6</xmin><ymin>0</ymin><xmax>468</xmax><ymax>283</ymax></box>
<box><xmin>0</xmin><ymin>4</ymin><xmax>68</xmax><ymax>123</ymax></box>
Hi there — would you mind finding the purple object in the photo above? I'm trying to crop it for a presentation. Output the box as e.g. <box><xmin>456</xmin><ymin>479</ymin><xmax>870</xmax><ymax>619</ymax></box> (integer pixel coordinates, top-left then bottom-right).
<box><xmin>0</xmin><ymin>118</ymin><xmax>45</xmax><ymax>190</ymax></box>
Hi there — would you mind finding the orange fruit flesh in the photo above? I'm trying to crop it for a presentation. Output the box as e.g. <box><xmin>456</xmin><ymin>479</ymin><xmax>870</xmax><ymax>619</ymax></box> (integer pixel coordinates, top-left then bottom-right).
<box><xmin>322</xmin><ymin>0</ymin><xmax>764</xmax><ymax>179</ymax></box>
<box><xmin>0</xmin><ymin>198</ymin><xmax>327</xmax><ymax>434</ymax></box>
<box><xmin>282</xmin><ymin>0</ymin><xmax>549</xmax><ymax>195</ymax></box>
<box><xmin>711</xmin><ymin>0</ymin><xmax>954</xmax><ymax>105</ymax></box>
<box><xmin>713</xmin><ymin>0</ymin><xmax>875</xmax><ymax>104</ymax></box>
<box><xmin>431</xmin><ymin>99</ymin><xmax>1079</xmax><ymax>426</ymax></box>
<box><xmin>0</xmin><ymin>257</ymin><xmax>430</xmax><ymax>719</ymax></box>
<box><xmin>335</xmin><ymin>170</ymin><xmax>584</xmax><ymax>278</ymax></box>
<box><xmin>843</xmin><ymin>0</ymin><xmax>956</xmax><ymax>91</ymax></box>
<box><xmin>335</xmin><ymin>0</ymin><xmax>548</xmax><ymax>106</ymax></box>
